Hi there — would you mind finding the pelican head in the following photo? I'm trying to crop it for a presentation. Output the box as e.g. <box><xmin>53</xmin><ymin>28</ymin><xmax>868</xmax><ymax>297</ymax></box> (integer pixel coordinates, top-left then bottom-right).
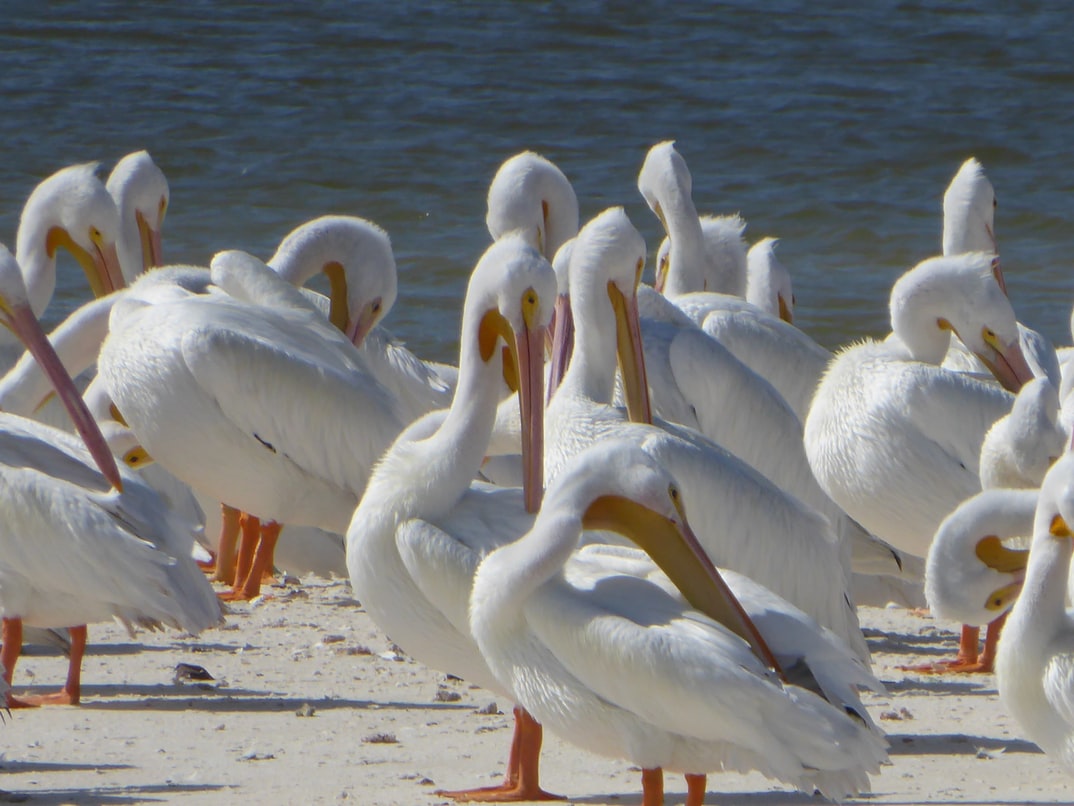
<box><xmin>569</xmin><ymin>207</ymin><xmax>651</xmax><ymax>424</ymax></box>
<box><xmin>746</xmin><ymin>236</ymin><xmax>794</xmax><ymax>323</ymax></box>
<box><xmin>469</xmin><ymin>236</ymin><xmax>557</xmax><ymax>511</ymax></box>
<box><xmin>549</xmin><ymin>438</ymin><xmax>782</xmax><ymax>674</ymax></box>
<box><xmin>637</xmin><ymin>140</ymin><xmax>691</xmax><ymax>236</ymax></box>
<box><xmin>890</xmin><ymin>252</ymin><xmax>1033</xmax><ymax>391</ymax></box>
<box><xmin>926</xmin><ymin>488</ymin><xmax>1035</xmax><ymax>626</ymax></box>
<box><xmin>106</xmin><ymin>150</ymin><xmax>169</xmax><ymax>279</ymax></box>
<box><xmin>943</xmin><ymin>157</ymin><xmax>1004</xmax><ymax>293</ymax></box>
<box><xmin>486</xmin><ymin>151</ymin><xmax>579</xmax><ymax>262</ymax></box>
<box><xmin>16</xmin><ymin>162</ymin><xmax>125</xmax><ymax>313</ymax></box>
<box><xmin>268</xmin><ymin>215</ymin><xmax>398</xmax><ymax>348</ymax></box>
<box><xmin>0</xmin><ymin>243</ymin><xmax>122</xmax><ymax>491</ymax></box>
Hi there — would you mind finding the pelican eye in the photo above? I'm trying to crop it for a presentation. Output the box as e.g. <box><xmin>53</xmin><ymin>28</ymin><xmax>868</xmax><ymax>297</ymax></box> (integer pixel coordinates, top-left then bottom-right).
<box><xmin>635</xmin><ymin>257</ymin><xmax>644</xmax><ymax>287</ymax></box>
<box><xmin>669</xmin><ymin>485</ymin><xmax>679</xmax><ymax>501</ymax></box>
<box><xmin>371</xmin><ymin>301</ymin><xmax>381</xmax><ymax>313</ymax></box>
<box><xmin>89</xmin><ymin>226</ymin><xmax>103</xmax><ymax>245</ymax></box>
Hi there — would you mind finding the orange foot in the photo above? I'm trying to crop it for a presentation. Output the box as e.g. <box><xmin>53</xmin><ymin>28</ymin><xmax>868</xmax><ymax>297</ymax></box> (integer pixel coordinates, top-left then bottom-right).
<box><xmin>898</xmin><ymin>656</ymin><xmax>994</xmax><ymax>674</ymax></box>
<box><xmin>434</xmin><ymin>784</ymin><xmax>563</xmax><ymax>802</ymax></box>
<box><xmin>8</xmin><ymin>690</ymin><xmax>78</xmax><ymax>708</ymax></box>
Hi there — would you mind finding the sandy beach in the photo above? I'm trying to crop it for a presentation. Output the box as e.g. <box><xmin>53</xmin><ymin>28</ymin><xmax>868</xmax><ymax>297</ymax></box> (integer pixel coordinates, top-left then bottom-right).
<box><xmin>0</xmin><ymin>575</ymin><xmax>1068</xmax><ymax>806</ymax></box>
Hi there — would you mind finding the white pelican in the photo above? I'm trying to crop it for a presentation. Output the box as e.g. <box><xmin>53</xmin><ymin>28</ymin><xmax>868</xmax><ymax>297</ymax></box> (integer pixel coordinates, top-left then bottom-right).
<box><xmin>547</xmin><ymin>207</ymin><xmax>867</xmax><ymax>659</ymax></box>
<box><xmin>745</xmin><ymin>236</ymin><xmax>794</xmax><ymax>322</ymax></box>
<box><xmin>638</xmin><ymin>141</ymin><xmax>825</xmax><ymax>421</ymax></box>
<box><xmin>980</xmin><ymin>377</ymin><xmax>1067</xmax><ymax>491</ymax></box>
<box><xmin>654</xmin><ymin>213</ymin><xmax>749</xmax><ymax>300</ymax></box>
<box><xmin>347</xmin><ymin>236</ymin><xmax>556</xmax><ymax>800</ymax></box>
<box><xmin>0</xmin><ymin>243</ymin><xmax>221</xmax><ymax>706</ymax></box>
<box><xmin>98</xmin><ymin>249</ymin><xmax>407</xmax><ymax>600</ymax></box>
<box><xmin>266</xmin><ymin>214</ymin><xmax>454</xmax><ymax>421</ymax></box>
<box><xmin>106</xmin><ymin>150</ymin><xmax>168</xmax><ymax>282</ymax></box>
<box><xmin>486</xmin><ymin>150</ymin><xmax>579</xmax><ymax>262</ymax></box>
<box><xmin>8</xmin><ymin>162</ymin><xmax>125</xmax><ymax>369</ymax></box>
<box><xmin>804</xmin><ymin>252</ymin><xmax>1034</xmax><ymax>560</ymax></box>
<box><xmin>471</xmin><ymin>438</ymin><xmax>887</xmax><ymax>805</ymax></box>
<box><xmin>924</xmin><ymin>487</ymin><xmax>1034</xmax><ymax>673</ymax></box>
<box><xmin>917</xmin><ymin>376</ymin><xmax>1065</xmax><ymax>673</ymax></box>
<box><xmin>996</xmin><ymin>449</ymin><xmax>1074</xmax><ymax>770</ymax></box>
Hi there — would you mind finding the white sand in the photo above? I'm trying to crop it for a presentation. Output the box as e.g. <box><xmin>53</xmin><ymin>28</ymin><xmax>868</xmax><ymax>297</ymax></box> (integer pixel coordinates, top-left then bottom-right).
<box><xmin>1</xmin><ymin>576</ymin><xmax>1070</xmax><ymax>806</ymax></box>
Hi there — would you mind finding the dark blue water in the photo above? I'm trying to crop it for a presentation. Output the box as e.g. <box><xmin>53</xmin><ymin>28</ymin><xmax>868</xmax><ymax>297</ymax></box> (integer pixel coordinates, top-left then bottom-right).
<box><xmin>3</xmin><ymin>2</ymin><xmax>1074</xmax><ymax>362</ymax></box>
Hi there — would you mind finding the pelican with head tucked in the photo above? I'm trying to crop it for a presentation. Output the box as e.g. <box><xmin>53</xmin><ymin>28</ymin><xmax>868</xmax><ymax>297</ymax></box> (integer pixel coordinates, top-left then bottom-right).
<box><xmin>471</xmin><ymin>438</ymin><xmax>888</xmax><ymax>805</ymax></box>
<box><xmin>0</xmin><ymin>243</ymin><xmax>221</xmax><ymax>706</ymax></box>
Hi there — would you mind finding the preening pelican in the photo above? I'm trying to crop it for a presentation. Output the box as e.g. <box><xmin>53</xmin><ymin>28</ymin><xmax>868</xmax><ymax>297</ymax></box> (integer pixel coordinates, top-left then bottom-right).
<box><xmin>923</xmin><ymin>487</ymin><xmax>1034</xmax><ymax>673</ymax></box>
<box><xmin>347</xmin><ymin>236</ymin><xmax>557</xmax><ymax>800</ymax></box>
<box><xmin>996</xmin><ymin>450</ymin><xmax>1074</xmax><ymax>771</ymax></box>
<box><xmin>0</xmin><ymin>243</ymin><xmax>221</xmax><ymax>706</ymax></box>
<box><xmin>98</xmin><ymin>249</ymin><xmax>406</xmax><ymax>599</ymax></box>
<box><xmin>980</xmin><ymin>377</ymin><xmax>1067</xmax><ymax>491</ymax></box>
<box><xmin>7</xmin><ymin>162</ymin><xmax>125</xmax><ymax>369</ymax></box>
<box><xmin>804</xmin><ymin>252</ymin><xmax>1034</xmax><ymax>560</ymax></box>
<box><xmin>106</xmin><ymin>150</ymin><xmax>168</xmax><ymax>281</ymax></box>
<box><xmin>486</xmin><ymin>151</ymin><xmax>579</xmax><ymax>262</ymax></box>
<box><xmin>548</xmin><ymin>207</ymin><xmax>867</xmax><ymax>659</ymax></box>
<box><xmin>917</xmin><ymin>376</ymin><xmax>1065</xmax><ymax>673</ymax></box>
<box><xmin>745</xmin><ymin>236</ymin><xmax>794</xmax><ymax>322</ymax></box>
<box><xmin>267</xmin><ymin>214</ymin><xmax>453</xmax><ymax>421</ymax></box>
<box><xmin>653</xmin><ymin>213</ymin><xmax>749</xmax><ymax>299</ymax></box>
<box><xmin>471</xmin><ymin>438</ymin><xmax>887</xmax><ymax>805</ymax></box>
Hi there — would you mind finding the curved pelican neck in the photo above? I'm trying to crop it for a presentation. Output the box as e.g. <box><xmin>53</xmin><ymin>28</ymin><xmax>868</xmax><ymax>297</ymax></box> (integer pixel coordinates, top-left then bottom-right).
<box><xmin>889</xmin><ymin>267</ymin><xmax>959</xmax><ymax>365</ymax></box>
<box><xmin>14</xmin><ymin>237</ymin><xmax>55</xmax><ymax>320</ymax></box>
<box><xmin>660</xmin><ymin>193</ymin><xmax>707</xmax><ymax>297</ymax></box>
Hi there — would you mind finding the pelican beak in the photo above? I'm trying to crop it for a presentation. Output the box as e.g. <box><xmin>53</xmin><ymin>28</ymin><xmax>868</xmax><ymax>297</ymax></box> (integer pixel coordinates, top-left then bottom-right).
<box><xmin>777</xmin><ymin>293</ymin><xmax>793</xmax><ymax>324</ymax></box>
<box><xmin>479</xmin><ymin>292</ymin><xmax>546</xmax><ymax>512</ymax></box>
<box><xmin>93</xmin><ymin>240</ymin><xmax>126</xmax><ymax>295</ymax></box>
<box><xmin>975</xmin><ymin>535</ymin><xmax>1029</xmax><ymax>574</ymax></box>
<box><xmin>582</xmin><ymin>493</ymin><xmax>785</xmax><ymax>679</ymax></box>
<box><xmin>135</xmin><ymin>209</ymin><xmax>164</xmax><ymax>270</ymax></box>
<box><xmin>47</xmin><ymin>227</ymin><xmax>125</xmax><ymax>297</ymax></box>
<box><xmin>547</xmin><ymin>293</ymin><xmax>574</xmax><ymax>404</ymax></box>
<box><xmin>346</xmin><ymin>297</ymin><xmax>382</xmax><ymax>348</ymax></box>
<box><xmin>976</xmin><ymin>331</ymin><xmax>1034</xmax><ymax>393</ymax></box>
<box><xmin>608</xmin><ymin>280</ymin><xmax>652</xmax><ymax>425</ymax></box>
<box><xmin>515</xmin><ymin>292</ymin><xmax>545</xmax><ymax>514</ymax></box>
<box><xmin>4</xmin><ymin>303</ymin><xmax>123</xmax><ymax>491</ymax></box>
<box><xmin>654</xmin><ymin>250</ymin><xmax>670</xmax><ymax>294</ymax></box>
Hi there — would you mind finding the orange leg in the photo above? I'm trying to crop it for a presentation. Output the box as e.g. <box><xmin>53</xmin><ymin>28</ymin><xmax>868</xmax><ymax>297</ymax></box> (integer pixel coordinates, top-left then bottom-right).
<box><xmin>899</xmin><ymin>624</ymin><xmax>989</xmax><ymax>674</ymax></box>
<box><xmin>1</xmin><ymin>617</ymin><xmax>22</xmax><ymax>702</ymax></box>
<box><xmin>973</xmin><ymin>612</ymin><xmax>1009</xmax><ymax>673</ymax></box>
<box><xmin>237</xmin><ymin>521</ymin><xmax>281</xmax><ymax>599</ymax></box>
<box><xmin>219</xmin><ymin>513</ymin><xmax>261</xmax><ymax>601</ymax></box>
<box><xmin>684</xmin><ymin>773</ymin><xmax>706</xmax><ymax>806</ymax></box>
<box><xmin>210</xmin><ymin>504</ymin><xmax>242</xmax><ymax>583</ymax></box>
<box><xmin>641</xmin><ymin>768</ymin><xmax>663</xmax><ymax>806</ymax></box>
<box><xmin>436</xmin><ymin>706</ymin><xmax>562</xmax><ymax>802</ymax></box>
<box><xmin>7</xmin><ymin>623</ymin><xmax>87</xmax><ymax>707</ymax></box>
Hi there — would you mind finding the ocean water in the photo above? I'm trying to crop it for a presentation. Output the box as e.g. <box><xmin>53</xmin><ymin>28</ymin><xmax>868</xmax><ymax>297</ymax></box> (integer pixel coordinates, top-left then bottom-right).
<box><xmin>2</xmin><ymin>2</ymin><xmax>1074</xmax><ymax>363</ymax></box>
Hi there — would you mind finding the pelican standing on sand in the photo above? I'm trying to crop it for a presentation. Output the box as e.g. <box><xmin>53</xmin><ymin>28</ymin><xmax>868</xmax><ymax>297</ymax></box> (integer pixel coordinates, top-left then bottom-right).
<box><xmin>0</xmin><ymin>243</ymin><xmax>221</xmax><ymax>706</ymax></box>
<box><xmin>347</xmin><ymin>236</ymin><xmax>556</xmax><ymax>801</ymax></box>
<box><xmin>98</xmin><ymin>249</ymin><xmax>406</xmax><ymax>600</ymax></box>
<box><xmin>471</xmin><ymin>438</ymin><xmax>888</xmax><ymax>805</ymax></box>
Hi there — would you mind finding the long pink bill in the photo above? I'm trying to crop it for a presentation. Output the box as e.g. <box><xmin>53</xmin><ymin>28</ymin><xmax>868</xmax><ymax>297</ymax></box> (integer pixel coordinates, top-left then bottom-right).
<box><xmin>95</xmin><ymin>241</ymin><xmax>126</xmax><ymax>295</ymax></box>
<box><xmin>9</xmin><ymin>304</ymin><xmax>123</xmax><ymax>492</ymax></box>
<box><xmin>547</xmin><ymin>294</ymin><xmax>573</xmax><ymax>405</ymax></box>
<box><xmin>517</xmin><ymin>320</ymin><xmax>545</xmax><ymax>514</ymax></box>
